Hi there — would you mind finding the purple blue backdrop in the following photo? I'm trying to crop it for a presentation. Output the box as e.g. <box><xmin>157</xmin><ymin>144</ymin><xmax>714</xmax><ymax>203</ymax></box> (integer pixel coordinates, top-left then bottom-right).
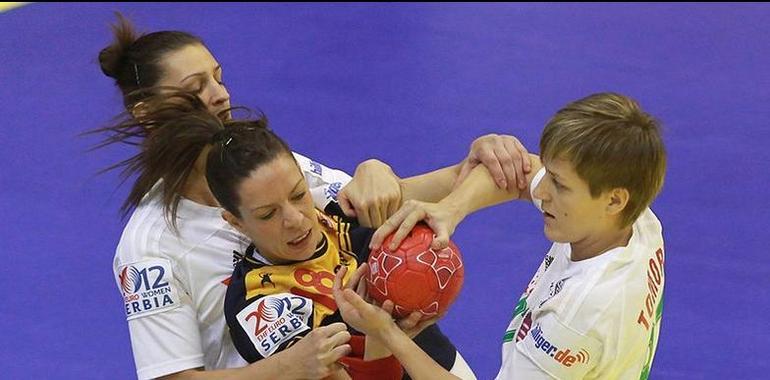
<box><xmin>1</xmin><ymin>3</ymin><xmax>769</xmax><ymax>379</ymax></box>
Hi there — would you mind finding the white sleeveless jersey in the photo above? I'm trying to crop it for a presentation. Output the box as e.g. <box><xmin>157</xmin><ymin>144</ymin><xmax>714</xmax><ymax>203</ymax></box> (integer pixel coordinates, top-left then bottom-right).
<box><xmin>112</xmin><ymin>152</ymin><xmax>351</xmax><ymax>379</ymax></box>
<box><xmin>496</xmin><ymin>168</ymin><xmax>665</xmax><ymax>380</ymax></box>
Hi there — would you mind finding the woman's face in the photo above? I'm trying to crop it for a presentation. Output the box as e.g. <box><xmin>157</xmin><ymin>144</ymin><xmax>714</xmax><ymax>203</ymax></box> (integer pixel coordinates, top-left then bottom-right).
<box><xmin>532</xmin><ymin>157</ymin><xmax>613</xmax><ymax>245</ymax></box>
<box><xmin>157</xmin><ymin>44</ymin><xmax>231</xmax><ymax>117</ymax></box>
<box><xmin>225</xmin><ymin>153</ymin><xmax>323</xmax><ymax>264</ymax></box>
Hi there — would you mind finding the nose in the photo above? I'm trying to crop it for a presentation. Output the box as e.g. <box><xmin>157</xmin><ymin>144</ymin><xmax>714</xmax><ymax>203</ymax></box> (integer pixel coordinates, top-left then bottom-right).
<box><xmin>207</xmin><ymin>81</ymin><xmax>230</xmax><ymax>112</ymax></box>
<box><xmin>282</xmin><ymin>204</ymin><xmax>305</xmax><ymax>230</ymax></box>
<box><xmin>532</xmin><ymin>177</ymin><xmax>550</xmax><ymax>202</ymax></box>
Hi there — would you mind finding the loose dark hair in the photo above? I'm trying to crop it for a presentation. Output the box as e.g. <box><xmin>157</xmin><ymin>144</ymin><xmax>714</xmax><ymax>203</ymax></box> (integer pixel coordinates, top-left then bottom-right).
<box><xmin>206</xmin><ymin>120</ymin><xmax>293</xmax><ymax>219</ymax></box>
<box><xmin>98</xmin><ymin>13</ymin><xmax>204</xmax><ymax>108</ymax></box>
<box><xmin>86</xmin><ymin>90</ymin><xmax>269</xmax><ymax>229</ymax></box>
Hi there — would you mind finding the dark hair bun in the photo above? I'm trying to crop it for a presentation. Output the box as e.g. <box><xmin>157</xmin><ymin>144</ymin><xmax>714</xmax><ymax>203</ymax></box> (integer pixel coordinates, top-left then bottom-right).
<box><xmin>98</xmin><ymin>13</ymin><xmax>138</xmax><ymax>80</ymax></box>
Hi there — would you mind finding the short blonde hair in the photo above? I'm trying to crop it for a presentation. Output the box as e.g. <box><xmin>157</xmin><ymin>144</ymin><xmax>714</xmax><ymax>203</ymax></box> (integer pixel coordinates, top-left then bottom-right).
<box><xmin>540</xmin><ymin>93</ymin><xmax>666</xmax><ymax>227</ymax></box>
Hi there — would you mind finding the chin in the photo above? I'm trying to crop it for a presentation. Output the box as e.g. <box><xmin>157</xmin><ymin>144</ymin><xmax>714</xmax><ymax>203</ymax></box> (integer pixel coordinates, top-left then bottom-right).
<box><xmin>219</xmin><ymin>110</ymin><xmax>232</xmax><ymax>121</ymax></box>
<box><xmin>299</xmin><ymin>247</ymin><xmax>317</xmax><ymax>260</ymax></box>
<box><xmin>291</xmin><ymin>228</ymin><xmax>322</xmax><ymax>261</ymax></box>
<box><xmin>543</xmin><ymin>226</ymin><xmax>568</xmax><ymax>244</ymax></box>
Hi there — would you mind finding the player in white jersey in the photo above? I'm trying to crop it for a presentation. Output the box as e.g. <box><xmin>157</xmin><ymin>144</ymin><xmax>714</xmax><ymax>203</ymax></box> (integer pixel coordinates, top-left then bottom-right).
<box><xmin>93</xmin><ymin>15</ymin><xmax>403</xmax><ymax>378</ymax></box>
<box><xmin>106</xmin><ymin>90</ymin><xmax>513</xmax><ymax>379</ymax></box>
<box><xmin>96</xmin><ymin>14</ymin><xmax>528</xmax><ymax>379</ymax></box>
<box><xmin>113</xmin><ymin>151</ymin><xmax>352</xmax><ymax>379</ymax></box>
<box><xmin>332</xmin><ymin>92</ymin><xmax>667</xmax><ymax>380</ymax></box>
<box><xmin>495</xmin><ymin>172</ymin><xmax>664</xmax><ymax>379</ymax></box>
<box><xmin>95</xmin><ymin>16</ymin><xmax>375</xmax><ymax>379</ymax></box>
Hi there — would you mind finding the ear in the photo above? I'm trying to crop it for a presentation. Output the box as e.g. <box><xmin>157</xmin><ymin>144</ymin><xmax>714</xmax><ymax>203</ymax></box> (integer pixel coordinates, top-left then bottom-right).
<box><xmin>606</xmin><ymin>188</ymin><xmax>630</xmax><ymax>216</ymax></box>
<box><xmin>222</xmin><ymin>210</ymin><xmax>246</xmax><ymax>235</ymax></box>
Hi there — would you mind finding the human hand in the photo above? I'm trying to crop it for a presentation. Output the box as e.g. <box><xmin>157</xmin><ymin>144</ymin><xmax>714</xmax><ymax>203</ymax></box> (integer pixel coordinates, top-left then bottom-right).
<box><xmin>283</xmin><ymin>322</ymin><xmax>352</xmax><ymax>379</ymax></box>
<box><xmin>455</xmin><ymin>133</ymin><xmax>531</xmax><ymax>191</ymax></box>
<box><xmin>369</xmin><ymin>200</ymin><xmax>462</xmax><ymax>251</ymax></box>
<box><xmin>338</xmin><ymin>159</ymin><xmax>402</xmax><ymax>228</ymax></box>
<box><xmin>387</xmin><ymin>305</ymin><xmax>439</xmax><ymax>339</ymax></box>
<box><xmin>333</xmin><ymin>266</ymin><xmax>396</xmax><ymax>339</ymax></box>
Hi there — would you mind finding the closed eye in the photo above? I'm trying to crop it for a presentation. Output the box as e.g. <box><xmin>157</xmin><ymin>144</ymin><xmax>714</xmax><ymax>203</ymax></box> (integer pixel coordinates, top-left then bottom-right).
<box><xmin>550</xmin><ymin>174</ymin><xmax>565</xmax><ymax>191</ymax></box>
<box><xmin>259</xmin><ymin>209</ymin><xmax>276</xmax><ymax>220</ymax></box>
<box><xmin>187</xmin><ymin>79</ymin><xmax>205</xmax><ymax>95</ymax></box>
<box><xmin>215</xmin><ymin>66</ymin><xmax>225</xmax><ymax>85</ymax></box>
<box><xmin>291</xmin><ymin>192</ymin><xmax>306</xmax><ymax>201</ymax></box>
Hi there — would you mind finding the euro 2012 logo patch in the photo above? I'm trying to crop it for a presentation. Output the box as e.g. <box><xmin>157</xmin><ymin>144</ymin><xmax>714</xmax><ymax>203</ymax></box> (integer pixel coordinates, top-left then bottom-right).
<box><xmin>237</xmin><ymin>293</ymin><xmax>313</xmax><ymax>358</ymax></box>
<box><xmin>118</xmin><ymin>259</ymin><xmax>179</xmax><ymax>320</ymax></box>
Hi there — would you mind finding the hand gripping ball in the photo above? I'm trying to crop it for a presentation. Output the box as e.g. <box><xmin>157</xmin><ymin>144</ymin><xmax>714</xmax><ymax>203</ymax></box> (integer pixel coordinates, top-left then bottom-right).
<box><xmin>366</xmin><ymin>224</ymin><xmax>464</xmax><ymax>319</ymax></box>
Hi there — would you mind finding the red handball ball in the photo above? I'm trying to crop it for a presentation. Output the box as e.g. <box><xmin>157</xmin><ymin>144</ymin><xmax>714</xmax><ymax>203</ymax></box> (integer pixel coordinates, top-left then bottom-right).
<box><xmin>366</xmin><ymin>224</ymin><xmax>464</xmax><ymax>319</ymax></box>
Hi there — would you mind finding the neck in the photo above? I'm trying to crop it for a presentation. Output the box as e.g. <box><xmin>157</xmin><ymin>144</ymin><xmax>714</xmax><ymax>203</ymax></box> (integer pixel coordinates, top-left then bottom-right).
<box><xmin>570</xmin><ymin>225</ymin><xmax>632</xmax><ymax>261</ymax></box>
<box><xmin>181</xmin><ymin>169</ymin><xmax>219</xmax><ymax>207</ymax></box>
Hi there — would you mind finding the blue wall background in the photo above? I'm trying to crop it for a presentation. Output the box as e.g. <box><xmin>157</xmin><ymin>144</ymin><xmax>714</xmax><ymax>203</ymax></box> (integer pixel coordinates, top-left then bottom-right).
<box><xmin>1</xmin><ymin>3</ymin><xmax>768</xmax><ymax>379</ymax></box>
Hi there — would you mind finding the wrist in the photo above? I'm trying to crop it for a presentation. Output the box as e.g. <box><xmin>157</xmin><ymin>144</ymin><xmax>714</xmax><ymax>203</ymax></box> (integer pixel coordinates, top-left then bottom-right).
<box><xmin>363</xmin><ymin>335</ymin><xmax>390</xmax><ymax>361</ymax></box>
<box><xmin>396</xmin><ymin>178</ymin><xmax>407</xmax><ymax>208</ymax></box>
<box><xmin>439</xmin><ymin>197</ymin><xmax>467</xmax><ymax>227</ymax></box>
<box><xmin>271</xmin><ymin>349</ymin><xmax>300</xmax><ymax>379</ymax></box>
<box><xmin>376</xmin><ymin>320</ymin><xmax>405</xmax><ymax>348</ymax></box>
<box><xmin>357</xmin><ymin>158</ymin><xmax>392</xmax><ymax>174</ymax></box>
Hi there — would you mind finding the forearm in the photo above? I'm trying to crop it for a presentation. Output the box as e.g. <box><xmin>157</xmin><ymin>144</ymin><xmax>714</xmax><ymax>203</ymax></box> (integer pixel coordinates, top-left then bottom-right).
<box><xmin>439</xmin><ymin>165</ymin><xmax>516</xmax><ymax>220</ymax></box>
<box><xmin>376</xmin><ymin>324</ymin><xmax>460</xmax><ymax>380</ymax></box>
<box><xmin>399</xmin><ymin>164</ymin><xmax>461</xmax><ymax>203</ymax></box>
<box><xmin>364</xmin><ymin>335</ymin><xmax>392</xmax><ymax>361</ymax></box>
<box><xmin>441</xmin><ymin>153</ymin><xmax>541</xmax><ymax>219</ymax></box>
<box><xmin>159</xmin><ymin>350</ymin><xmax>300</xmax><ymax>380</ymax></box>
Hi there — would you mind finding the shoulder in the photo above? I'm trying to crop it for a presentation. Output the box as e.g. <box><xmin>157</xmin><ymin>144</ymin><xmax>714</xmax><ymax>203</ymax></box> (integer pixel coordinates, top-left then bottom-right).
<box><xmin>601</xmin><ymin>208</ymin><xmax>665</xmax><ymax>303</ymax></box>
<box><xmin>576</xmin><ymin>257</ymin><xmax>657</xmax><ymax>321</ymax></box>
<box><xmin>633</xmin><ymin>208</ymin><xmax>664</xmax><ymax>248</ymax></box>
<box><xmin>587</xmin><ymin>209</ymin><xmax>664</xmax><ymax>299</ymax></box>
<box><xmin>318</xmin><ymin>204</ymin><xmax>374</xmax><ymax>261</ymax></box>
<box><xmin>114</xmin><ymin>198</ymin><xmax>170</xmax><ymax>266</ymax></box>
<box><xmin>114</xmin><ymin>193</ymin><xmax>243</xmax><ymax>270</ymax></box>
<box><xmin>569</xmin><ymin>232</ymin><xmax>665</xmax><ymax>339</ymax></box>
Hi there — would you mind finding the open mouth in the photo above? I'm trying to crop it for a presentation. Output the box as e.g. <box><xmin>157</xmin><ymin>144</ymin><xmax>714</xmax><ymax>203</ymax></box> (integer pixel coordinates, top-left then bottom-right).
<box><xmin>543</xmin><ymin>210</ymin><xmax>556</xmax><ymax>219</ymax></box>
<box><xmin>288</xmin><ymin>230</ymin><xmax>311</xmax><ymax>246</ymax></box>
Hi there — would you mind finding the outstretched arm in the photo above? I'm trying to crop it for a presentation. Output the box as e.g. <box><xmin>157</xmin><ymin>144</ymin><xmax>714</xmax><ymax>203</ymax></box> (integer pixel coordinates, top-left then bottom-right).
<box><xmin>337</xmin><ymin>134</ymin><xmax>531</xmax><ymax>228</ymax></box>
<box><xmin>371</xmin><ymin>154</ymin><xmax>542</xmax><ymax>250</ymax></box>
<box><xmin>332</xmin><ymin>267</ymin><xmax>461</xmax><ymax>380</ymax></box>
<box><xmin>159</xmin><ymin>322</ymin><xmax>352</xmax><ymax>380</ymax></box>
<box><xmin>337</xmin><ymin>160</ymin><xmax>463</xmax><ymax>228</ymax></box>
